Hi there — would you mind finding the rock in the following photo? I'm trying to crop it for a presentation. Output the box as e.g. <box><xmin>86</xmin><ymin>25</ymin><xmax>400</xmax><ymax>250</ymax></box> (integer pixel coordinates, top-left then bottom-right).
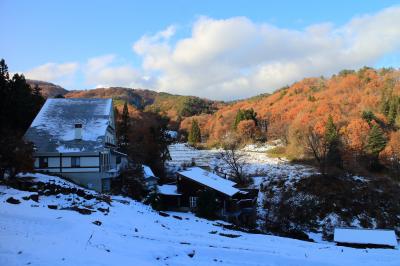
<box><xmin>30</xmin><ymin>194</ymin><xmax>39</xmax><ymax>202</ymax></box>
<box><xmin>218</xmin><ymin>233</ymin><xmax>241</xmax><ymax>238</ymax></box>
<box><xmin>48</xmin><ymin>205</ymin><xmax>58</xmax><ymax>210</ymax></box>
<box><xmin>6</xmin><ymin>197</ymin><xmax>20</xmax><ymax>204</ymax></box>
<box><xmin>158</xmin><ymin>211</ymin><xmax>170</xmax><ymax>217</ymax></box>
<box><xmin>172</xmin><ymin>215</ymin><xmax>182</xmax><ymax>220</ymax></box>
<box><xmin>92</xmin><ymin>220</ymin><xmax>102</xmax><ymax>226</ymax></box>
<box><xmin>187</xmin><ymin>250</ymin><xmax>195</xmax><ymax>258</ymax></box>
<box><xmin>97</xmin><ymin>207</ymin><xmax>109</xmax><ymax>213</ymax></box>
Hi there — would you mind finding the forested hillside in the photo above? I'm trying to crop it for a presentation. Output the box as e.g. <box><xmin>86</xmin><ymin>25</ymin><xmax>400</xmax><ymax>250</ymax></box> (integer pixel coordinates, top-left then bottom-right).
<box><xmin>26</xmin><ymin>80</ymin><xmax>68</xmax><ymax>98</ymax></box>
<box><xmin>181</xmin><ymin>67</ymin><xmax>400</xmax><ymax>176</ymax></box>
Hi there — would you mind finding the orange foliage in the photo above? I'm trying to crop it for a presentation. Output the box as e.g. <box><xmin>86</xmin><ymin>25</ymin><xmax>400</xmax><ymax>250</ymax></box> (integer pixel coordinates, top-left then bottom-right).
<box><xmin>342</xmin><ymin>118</ymin><xmax>370</xmax><ymax>152</ymax></box>
<box><xmin>237</xmin><ymin>120</ymin><xmax>257</xmax><ymax>140</ymax></box>
<box><xmin>186</xmin><ymin>69</ymin><xmax>400</xmax><ymax>154</ymax></box>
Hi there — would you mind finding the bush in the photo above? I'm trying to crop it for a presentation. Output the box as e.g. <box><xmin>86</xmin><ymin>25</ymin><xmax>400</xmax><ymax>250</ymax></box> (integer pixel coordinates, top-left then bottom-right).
<box><xmin>144</xmin><ymin>185</ymin><xmax>163</xmax><ymax>211</ymax></box>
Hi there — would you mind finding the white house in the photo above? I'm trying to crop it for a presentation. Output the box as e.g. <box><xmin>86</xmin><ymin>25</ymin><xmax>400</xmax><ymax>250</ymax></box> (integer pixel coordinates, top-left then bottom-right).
<box><xmin>24</xmin><ymin>98</ymin><xmax>127</xmax><ymax>192</ymax></box>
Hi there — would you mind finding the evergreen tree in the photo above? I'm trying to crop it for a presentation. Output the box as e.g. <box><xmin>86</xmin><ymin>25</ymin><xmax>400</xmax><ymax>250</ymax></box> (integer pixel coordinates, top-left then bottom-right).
<box><xmin>0</xmin><ymin>59</ymin><xmax>44</xmax><ymax>178</ymax></box>
<box><xmin>118</xmin><ymin>101</ymin><xmax>130</xmax><ymax>152</ymax></box>
<box><xmin>233</xmin><ymin>108</ymin><xmax>258</xmax><ymax>129</ymax></box>
<box><xmin>325</xmin><ymin>115</ymin><xmax>341</xmax><ymax>168</ymax></box>
<box><xmin>366</xmin><ymin>125</ymin><xmax>387</xmax><ymax>157</ymax></box>
<box><xmin>381</xmin><ymin>100</ymin><xmax>390</xmax><ymax>117</ymax></box>
<box><xmin>361</xmin><ymin>110</ymin><xmax>375</xmax><ymax>124</ymax></box>
<box><xmin>325</xmin><ymin>115</ymin><xmax>338</xmax><ymax>144</ymax></box>
<box><xmin>188</xmin><ymin>119</ymin><xmax>201</xmax><ymax>144</ymax></box>
<box><xmin>388</xmin><ymin>100</ymin><xmax>398</xmax><ymax>126</ymax></box>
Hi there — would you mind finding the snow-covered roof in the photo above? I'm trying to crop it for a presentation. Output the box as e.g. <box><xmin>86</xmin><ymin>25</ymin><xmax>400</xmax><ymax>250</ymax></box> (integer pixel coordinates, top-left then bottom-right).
<box><xmin>142</xmin><ymin>165</ymin><xmax>158</xmax><ymax>180</ymax></box>
<box><xmin>178</xmin><ymin>167</ymin><xmax>239</xmax><ymax>197</ymax></box>
<box><xmin>334</xmin><ymin>228</ymin><xmax>397</xmax><ymax>247</ymax></box>
<box><xmin>24</xmin><ymin>98</ymin><xmax>113</xmax><ymax>153</ymax></box>
<box><xmin>158</xmin><ymin>184</ymin><xmax>181</xmax><ymax>196</ymax></box>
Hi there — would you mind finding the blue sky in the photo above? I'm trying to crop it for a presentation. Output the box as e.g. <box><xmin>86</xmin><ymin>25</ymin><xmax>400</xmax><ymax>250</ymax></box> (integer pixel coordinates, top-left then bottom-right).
<box><xmin>2</xmin><ymin>1</ymin><xmax>400</xmax><ymax>99</ymax></box>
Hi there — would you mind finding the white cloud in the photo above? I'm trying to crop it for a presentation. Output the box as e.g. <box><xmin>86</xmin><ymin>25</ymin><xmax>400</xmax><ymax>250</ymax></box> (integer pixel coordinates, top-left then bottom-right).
<box><xmin>21</xmin><ymin>6</ymin><xmax>400</xmax><ymax>100</ymax></box>
<box><xmin>84</xmin><ymin>55</ymin><xmax>156</xmax><ymax>89</ymax></box>
<box><xmin>25</xmin><ymin>62</ymin><xmax>79</xmax><ymax>83</ymax></box>
<box><xmin>131</xmin><ymin>6</ymin><xmax>400</xmax><ymax>100</ymax></box>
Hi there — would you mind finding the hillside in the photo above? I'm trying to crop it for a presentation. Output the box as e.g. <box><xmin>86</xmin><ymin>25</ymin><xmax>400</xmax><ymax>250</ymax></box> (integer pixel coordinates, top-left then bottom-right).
<box><xmin>1</xmin><ymin>173</ymin><xmax>399</xmax><ymax>266</ymax></box>
<box><xmin>183</xmin><ymin>68</ymin><xmax>399</xmax><ymax>141</ymax></box>
<box><xmin>26</xmin><ymin>79</ymin><xmax>69</xmax><ymax>98</ymax></box>
<box><xmin>35</xmin><ymin>86</ymin><xmax>223</xmax><ymax>121</ymax></box>
<box><xmin>65</xmin><ymin>87</ymin><xmax>147</xmax><ymax>109</ymax></box>
<box><xmin>179</xmin><ymin>68</ymin><xmax>400</xmax><ymax>174</ymax></box>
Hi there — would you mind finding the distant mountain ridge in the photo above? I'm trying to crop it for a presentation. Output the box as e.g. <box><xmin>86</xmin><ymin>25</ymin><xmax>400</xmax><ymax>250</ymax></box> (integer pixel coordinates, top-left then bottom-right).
<box><xmin>26</xmin><ymin>79</ymin><xmax>69</xmax><ymax>98</ymax></box>
<box><xmin>29</xmin><ymin>82</ymin><xmax>224</xmax><ymax>120</ymax></box>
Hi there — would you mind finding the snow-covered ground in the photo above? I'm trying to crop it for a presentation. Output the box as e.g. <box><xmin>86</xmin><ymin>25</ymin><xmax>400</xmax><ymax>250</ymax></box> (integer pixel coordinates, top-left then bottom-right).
<box><xmin>1</xmin><ymin>173</ymin><xmax>399</xmax><ymax>266</ymax></box>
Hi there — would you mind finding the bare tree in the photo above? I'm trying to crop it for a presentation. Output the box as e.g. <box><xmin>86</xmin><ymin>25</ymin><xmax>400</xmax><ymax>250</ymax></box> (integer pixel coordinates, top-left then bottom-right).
<box><xmin>306</xmin><ymin>127</ymin><xmax>329</xmax><ymax>175</ymax></box>
<box><xmin>219</xmin><ymin>133</ymin><xmax>251</xmax><ymax>186</ymax></box>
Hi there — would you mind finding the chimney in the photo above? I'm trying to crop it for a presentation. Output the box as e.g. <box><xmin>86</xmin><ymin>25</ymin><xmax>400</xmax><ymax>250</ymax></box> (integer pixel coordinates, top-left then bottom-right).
<box><xmin>74</xmin><ymin>123</ymin><xmax>82</xmax><ymax>140</ymax></box>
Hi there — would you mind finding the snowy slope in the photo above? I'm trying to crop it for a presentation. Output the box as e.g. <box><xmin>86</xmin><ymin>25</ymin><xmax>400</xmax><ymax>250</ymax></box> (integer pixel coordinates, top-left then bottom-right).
<box><xmin>1</xmin><ymin>174</ymin><xmax>399</xmax><ymax>266</ymax></box>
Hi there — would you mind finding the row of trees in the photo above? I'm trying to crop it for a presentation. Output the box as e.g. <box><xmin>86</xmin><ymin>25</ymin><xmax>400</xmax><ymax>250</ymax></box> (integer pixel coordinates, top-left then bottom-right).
<box><xmin>288</xmin><ymin>109</ymin><xmax>394</xmax><ymax>176</ymax></box>
<box><xmin>0</xmin><ymin>59</ymin><xmax>45</xmax><ymax>178</ymax></box>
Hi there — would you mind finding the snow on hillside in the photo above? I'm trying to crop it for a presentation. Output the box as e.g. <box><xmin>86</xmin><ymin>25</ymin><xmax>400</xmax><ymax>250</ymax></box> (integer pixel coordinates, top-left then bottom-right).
<box><xmin>167</xmin><ymin>143</ymin><xmax>315</xmax><ymax>229</ymax></box>
<box><xmin>167</xmin><ymin>143</ymin><xmax>314</xmax><ymax>180</ymax></box>
<box><xmin>1</xmin><ymin>173</ymin><xmax>399</xmax><ymax>266</ymax></box>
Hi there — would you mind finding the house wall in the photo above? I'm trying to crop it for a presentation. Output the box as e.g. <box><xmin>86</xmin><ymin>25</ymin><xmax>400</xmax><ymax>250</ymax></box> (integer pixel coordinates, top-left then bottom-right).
<box><xmin>59</xmin><ymin>172</ymin><xmax>108</xmax><ymax>192</ymax></box>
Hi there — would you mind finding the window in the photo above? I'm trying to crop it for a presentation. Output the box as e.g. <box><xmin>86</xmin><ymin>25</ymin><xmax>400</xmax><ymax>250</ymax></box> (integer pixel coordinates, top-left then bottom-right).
<box><xmin>189</xmin><ymin>196</ymin><xmax>198</xmax><ymax>208</ymax></box>
<box><xmin>71</xmin><ymin>157</ymin><xmax>80</xmax><ymax>168</ymax></box>
<box><xmin>39</xmin><ymin>157</ymin><xmax>48</xmax><ymax>168</ymax></box>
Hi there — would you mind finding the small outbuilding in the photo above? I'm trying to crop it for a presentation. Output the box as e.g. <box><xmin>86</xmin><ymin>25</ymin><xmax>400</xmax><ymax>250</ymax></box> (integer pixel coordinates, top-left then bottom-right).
<box><xmin>334</xmin><ymin>228</ymin><xmax>397</xmax><ymax>249</ymax></box>
<box><xmin>158</xmin><ymin>184</ymin><xmax>181</xmax><ymax>210</ymax></box>
<box><xmin>176</xmin><ymin>167</ymin><xmax>257</xmax><ymax>224</ymax></box>
<box><xmin>142</xmin><ymin>165</ymin><xmax>159</xmax><ymax>190</ymax></box>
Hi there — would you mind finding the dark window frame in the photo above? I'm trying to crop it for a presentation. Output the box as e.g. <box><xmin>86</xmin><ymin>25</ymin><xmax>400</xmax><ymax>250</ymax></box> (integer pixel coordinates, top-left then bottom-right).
<box><xmin>71</xmin><ymin>157</ymin><xmax>80</xmax><ymax>168</ymax></box>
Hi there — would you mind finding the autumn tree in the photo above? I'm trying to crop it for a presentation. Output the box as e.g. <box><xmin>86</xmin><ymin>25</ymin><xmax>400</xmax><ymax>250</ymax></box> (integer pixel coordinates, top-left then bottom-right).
<box><xmin>188</xmin><ymin>119</ymin><xmax>201</xmax><ymax>145</ymax></box>
<box><xmin>237</xmin><ymin>120</ymin><xmax>257</xmax><ymax>140</ymax></box>
<box><xmin>381</xmin><ymin>131</ymin><xmax>400</xmax><ymax>178</ymax></box>
<box><xmin>301</xmin><ymin>116</ymin><xmax>341</xmax><ymax>175</ymax></box>
<box><xmin>127</xmin><ymin>112</ymin><xmax>171</xmax><ymax>178</ymax></box>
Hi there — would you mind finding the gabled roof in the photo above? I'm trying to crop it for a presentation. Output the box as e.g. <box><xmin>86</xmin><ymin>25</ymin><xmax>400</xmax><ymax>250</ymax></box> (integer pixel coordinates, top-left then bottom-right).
<box><xmin>334</xmin><ymin>228</ymin><xmax>397</xmax><ymax>247</ymax></box>
<box><xmin>178</xmin><ymin>167</ymin><xmax>239</xmax><ymax>197</ymax></box>
<box><xmin>24</xmin><ymin>98</ymin><xmax>113</xmax><ymax>153</ymax></box>
<box><xmin>143</xmin><ymin>165</ymin><xmax>158</xmax><ymax>180</ymax></box>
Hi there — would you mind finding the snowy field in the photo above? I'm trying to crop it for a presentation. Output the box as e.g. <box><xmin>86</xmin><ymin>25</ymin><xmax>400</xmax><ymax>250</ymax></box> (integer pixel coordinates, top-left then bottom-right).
<box><xmin>1</xmin><ymin>174</ymin><xmax>399</xmax><ymax>266</ymax></box>
<box><xmin>167</xmin><ymin>143</ymin><xmax>314</xmax><ymax>181</ymax></box>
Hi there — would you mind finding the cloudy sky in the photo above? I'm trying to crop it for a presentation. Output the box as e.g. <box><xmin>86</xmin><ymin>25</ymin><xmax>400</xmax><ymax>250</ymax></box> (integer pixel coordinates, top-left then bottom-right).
<box><xmin>2</xmin><ymin>0</ymin><xmax>400</xmax><ymax>100</ymax></box>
